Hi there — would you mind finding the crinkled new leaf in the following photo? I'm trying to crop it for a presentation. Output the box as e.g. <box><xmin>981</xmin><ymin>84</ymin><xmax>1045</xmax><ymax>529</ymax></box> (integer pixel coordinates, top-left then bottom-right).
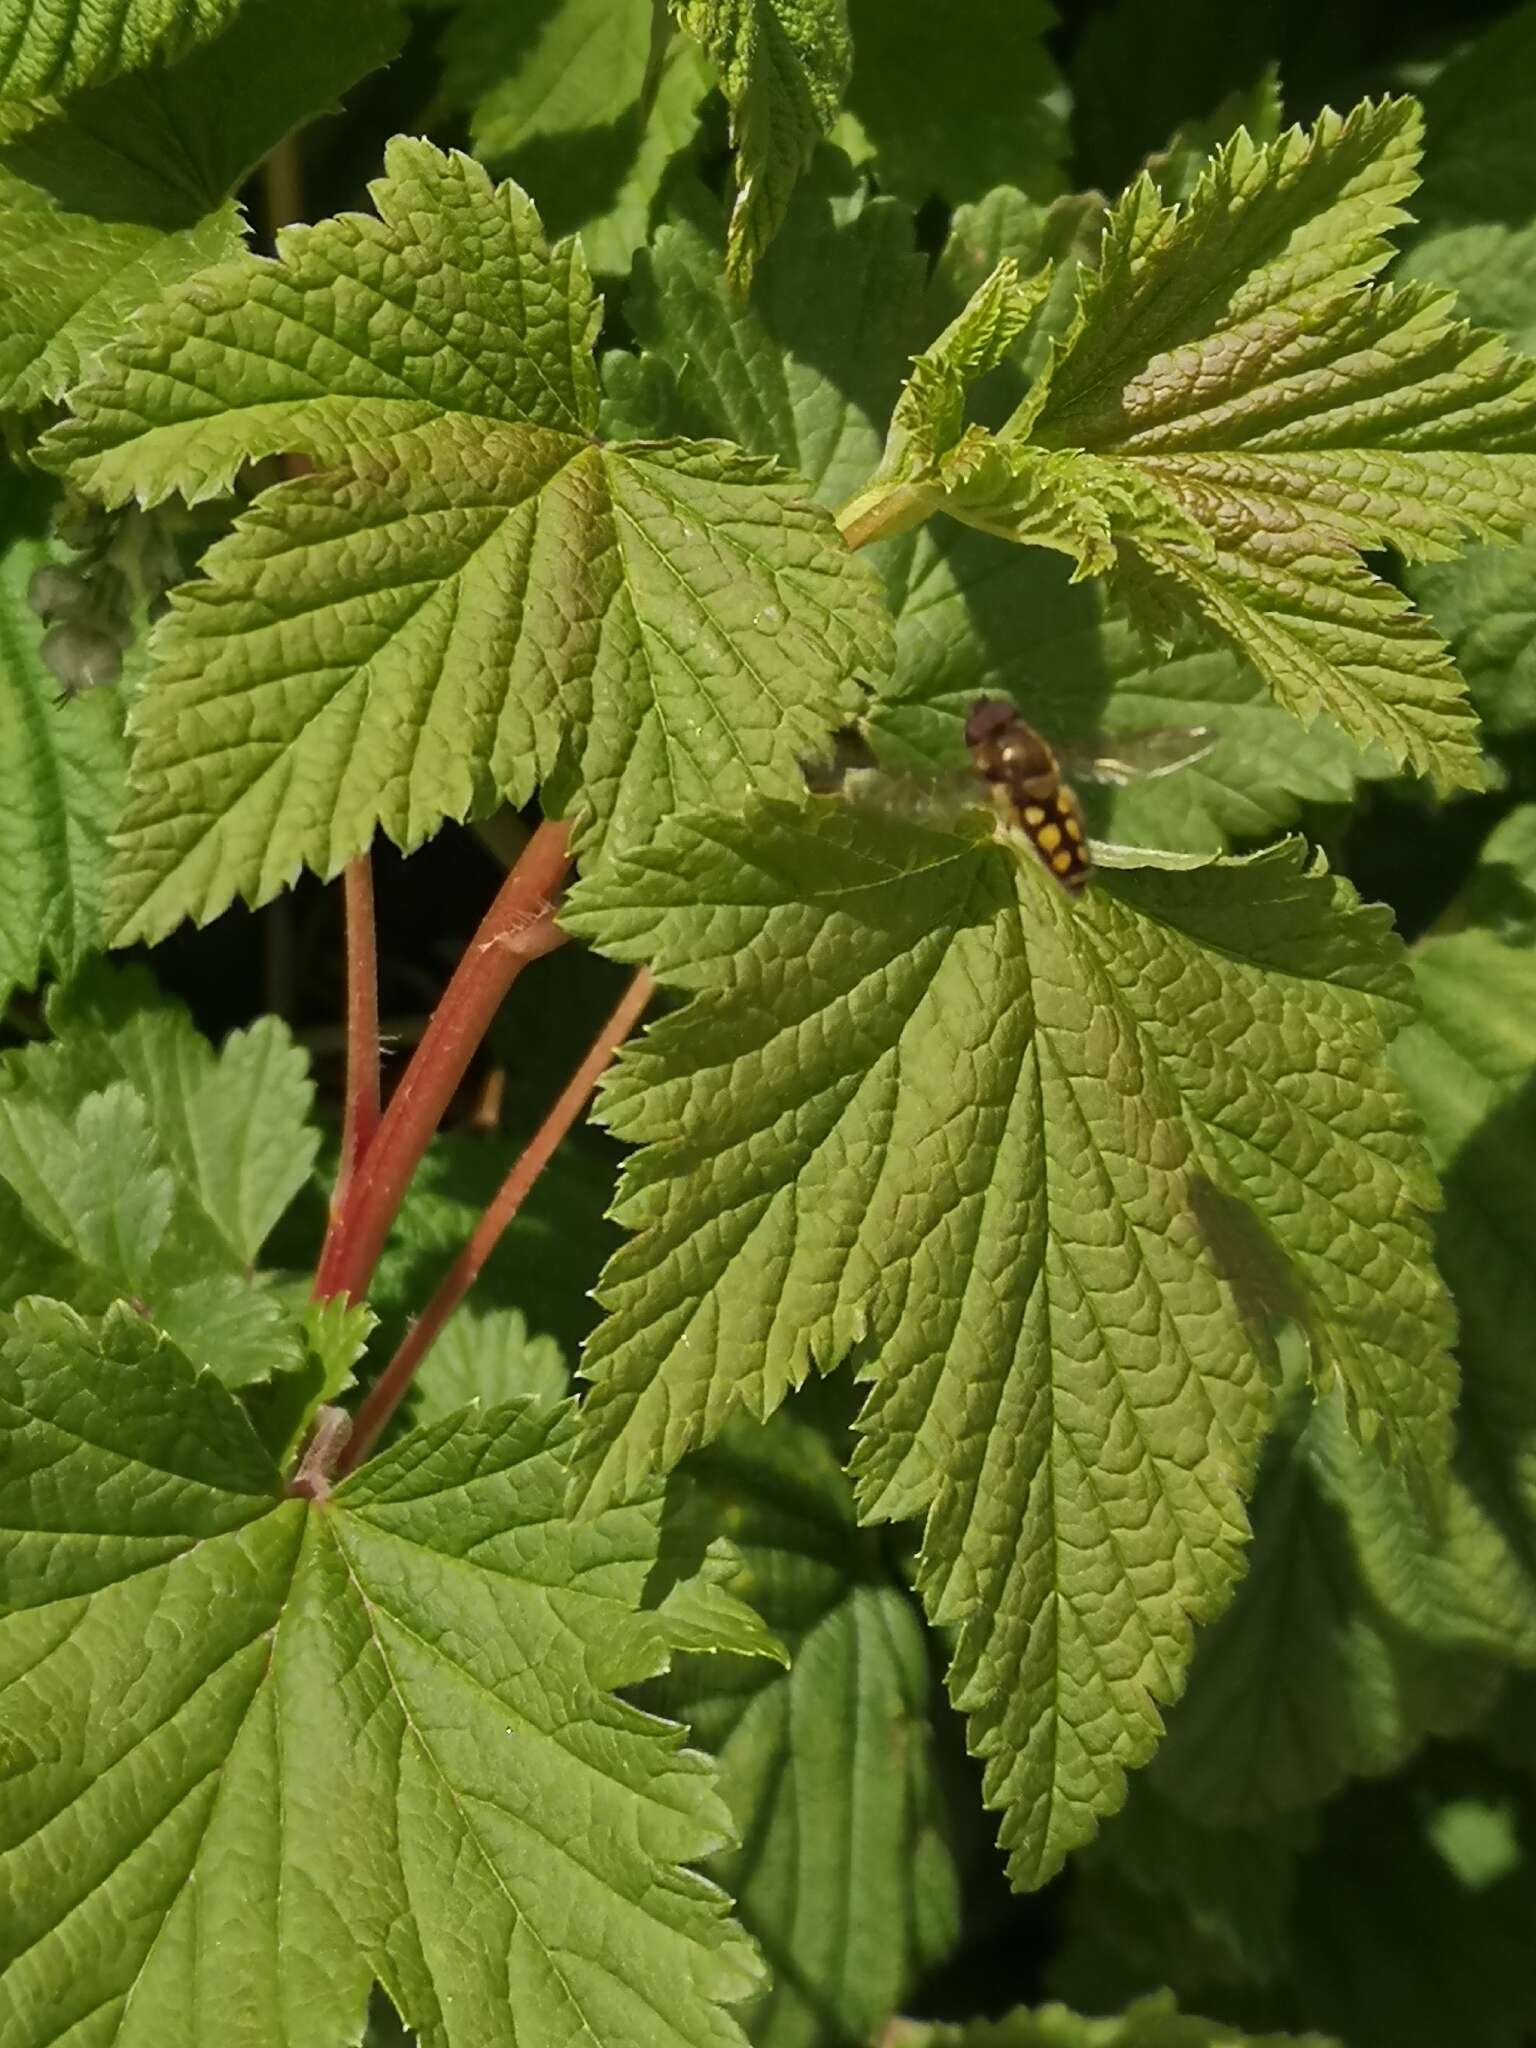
<box><xmin>863</xmin><ymin>98</ymin><xmax>1536</xmax><ymax>793</ymax></box>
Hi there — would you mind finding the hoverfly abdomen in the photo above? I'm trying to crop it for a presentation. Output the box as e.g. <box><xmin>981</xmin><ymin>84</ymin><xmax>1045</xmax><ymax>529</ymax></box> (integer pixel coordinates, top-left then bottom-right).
<box><xmin>965</xmin><ymin>697</ymin><xmax>1091</xmax><ymax>895</ymax></box>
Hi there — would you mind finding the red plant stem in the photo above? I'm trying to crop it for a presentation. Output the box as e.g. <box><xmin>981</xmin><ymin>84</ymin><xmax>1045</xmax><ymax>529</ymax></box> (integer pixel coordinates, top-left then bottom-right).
<box><xmin>329</xmin><ymin>856</ymin><xmax>381</xmax><ymax>1222</ymax></box>
<box><xmin>337</xmin><ymin>964</ymin><xmax>655</xmax><ymax>1476</ymax></box>
<box><xmin>313</xmin><ymin>819</ymin><xmax>573</xmax><ymax>1305</ymax></box>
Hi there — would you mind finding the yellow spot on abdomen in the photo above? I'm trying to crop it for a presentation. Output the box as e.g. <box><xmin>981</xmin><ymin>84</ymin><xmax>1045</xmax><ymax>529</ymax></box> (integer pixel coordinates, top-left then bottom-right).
<box><xmin>1035</xmin><ymin>822</ymin><xmax>1063</xmax><ymax>853</ymax></box>
<box><xmin>1052</xmin><ymin>850</ymin><xmax>1075</xmax><ymax>875</ymax></box>
<box><xmin>1064</xmin><ymin>814</ymin><xmax>1084</xmax><ymax>842</ymax></box>
<box><xmin>1023</xmin><ymin>804</ymin><xmax>1046</xmax><ymax>827</ymax></box>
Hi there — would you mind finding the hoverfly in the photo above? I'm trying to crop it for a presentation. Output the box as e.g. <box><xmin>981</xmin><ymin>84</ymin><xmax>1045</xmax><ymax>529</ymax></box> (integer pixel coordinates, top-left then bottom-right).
<box><xmin>805</xmin><ymin>699</ymin><xmax>1216</xmax><ymax>897</ymax></box>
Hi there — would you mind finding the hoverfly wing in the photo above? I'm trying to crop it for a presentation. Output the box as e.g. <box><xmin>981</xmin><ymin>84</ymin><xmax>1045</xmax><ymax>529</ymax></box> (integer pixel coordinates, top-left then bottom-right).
<box><xmin>800</xmin><ymin>724</ymin><xmax>878</xmax><ymax>792</ymax></box>
<box><xmin>803</xmin><ymin>708</ymin><xmax>1214</xmax><ymax>901</ymax></box>
<box><xmin>1055</xmin><ymin>725</ymin><xmax>1216</xmax><ymax>788</ymax></box>
<box><xmin>802</xmin><ymin>726</ymin><xmax>984</xmax><ymax>829</ymax></box>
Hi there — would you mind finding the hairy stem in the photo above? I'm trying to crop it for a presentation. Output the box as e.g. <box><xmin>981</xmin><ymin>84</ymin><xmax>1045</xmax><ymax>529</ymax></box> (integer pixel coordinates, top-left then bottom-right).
<box><xmin>338</xmin><ymin>966</ymin><xmax>654</xmax><ymax>1475</ymax></box>
<box><xmin>835</xmin><ymin>479</ymin><xmax>934</xmax><ymax>551</ymax></box>
<box><xmin>261</xmin><ymin>133</ymin><xmax>304</xmax><ymax>244</ymax></box>
<box><xmin>330</xmin><ymin>856</ymin><xmax>381</xmax><ymax>1223</ymax></box>
<box><xmin>286</xmin><ymin>1406</ymin><xmax>352</xmax><ymax>1501</ymax></box>
<box><xmin>313</xmin><ymin>819</ymin><xmax>572</xmax><ymax>1305</ymax></box>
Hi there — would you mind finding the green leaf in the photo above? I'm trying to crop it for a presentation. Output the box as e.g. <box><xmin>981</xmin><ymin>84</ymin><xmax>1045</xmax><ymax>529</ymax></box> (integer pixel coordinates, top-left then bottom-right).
<box><xmin>441</xmin><ymin>0</ymin><xmax>659</xmax><ymax>160</ymax></box>
<box><xmin>840</xmin><ymin>0</ymin><xmax>1066</xmax><ymax>209</ymax></box>
<box><xmin>438</xmin><ymin>0</ymin><xmax>711</xmax><ymax>277</ymax></box>
<box><xmin>606</xmin><ymin>174</ymin><xmax>1361</xmax><ymax>850</ymax></box>
<box><xmin>563</xmin><ymin>800</ymin><xmax>1454</xmax><ymax>1883</ymax></box>
<box><xmin>1146</xmin><ymin>70</ymin><xmax>1286</xmax><ymax>209</ymax></box>
<box><xmin>0</xmin><ymin>187</ymin><xmax>240</xmax><ymax>417</ymax></box>
<box><xmin>0</xmin><ymin>0</ymin><xmax>249</xmax><ymax>99</ymax></box>
<box><xmin>646</xmin><ymin>1388</ymin><xmax>963</xmax><ymax>2047</ymax></box>
<box><xmin>42</xmin><ymin>137</ymin><xmax>600</xmax><ymax>498</ymax></box>
<box><xmin>1068</xmin><ymin>1</ymin><xmax>1283</xmax><ymax>196</ymax></box>
<box><xmin>872</xmin><ymin>98</ymin><xmax>1536</xmax><ymax>794</ymax></box>
<box><xmin>870</xmin><ymin>255</ymin><xmax>1053</xmax><ymax>511</ymax></box>
<box><xmin>46</xmin><ymin>961</ymin><xmax>320</xmax><ymax>1266</ymax></box>
<box><xmin>367</xmin><ymin>1127</ymin><xmax>620</xmax><ymax>1364</ymax></box>
<box><xmin>0</xmin><ymin>962</ymin><xmax>318</xmax><ymax>1384</ymax></box>
<box><xmin>1405</xmin><ymin>532</ymin><xmax>1536</xmax><ymax>739</ymax></box>
<box><xmin>671</xmin><ymin>0</ymin><xmax>852</xmax><ymax>289</ymax></box>
<box><xmin>0</xmin><ymin>1297</ymin><xmax>762</xmax><ymax>2048</ymax></box>
<box><xmin>601</xmin><ymin>157</ymin><xmax>927</xmax><ymax>509</ymax></box>
<box><xmin>1436</xmin><ymin>806</ymin><xmax>1536</xmax><ymax>944</ymax></box>
<box><xmin>0</xmin><ymin>503</ymin><xmax>126</xmax><ymax>1006</ymax></box>
<box><xmin>0</xmin><ymin>0</ymin><xmax>403</xmax><ymax>414</ymax></box>
<box><xmin>409</xmin><ymin>1303</ymin><xmax>570</xmax><ymax>1426</ymax></box>
<box><xmin>1383</xmin><ymin>869</ymin><xmax>1536</xmax><ymax>1683</ymax></box>
<box><xmin>867</xmin><ymin>524</ymin><xmax>1383</xmax><ymax>854</ymax></box>
<box><xmin>1306</xmin><ymin>1381</ymin><xmax>1536</xmax><ymax>1669</ymax></box>
<box><xmin>929</xmin><ymin>185</ymin><xmax>1107</xmax><ymax>395</ymax></box>
<box><xmin>1392</xmin><ymin>10</ymin><xmax>1536</xmax><ymax>747</ymax></box>
<box><xmin>1396</xmin><ymin>2</ymin><xmax>1536</xmax><ymax>354</ymax></box>
<box><xmin>42</xmin><ymin>139</ymin><xmax>886</xmax><ymax>938</ymax></box>
<box><xmin>0</xmin><ymin>1079</ymin><xmax>175</xmax><ymax>1286</ymax></box>
<box><xmin>242</xmin><ymin>1295</ymin><xmax>377</xmax><ymax>1466</ymax></box>
<box><xmin>1150</xmin><ymin>1388</ymin><xmax>1504</xmax><ymax>1828</ymax></box>
<box><xmin>1284</xmin><ymin>1775</ymin><xmax>1536</xmax><ymax>2048</ymax></box>
<box><xmin>1065</xmin><ymin>1780</ymin><xmax>1307</xmax><ymax>1993</ymax></box>
<box><xmin>888</xmin><ymin>1989</ymin><xmax>1337</xmax><ymax>2048</ymax></box>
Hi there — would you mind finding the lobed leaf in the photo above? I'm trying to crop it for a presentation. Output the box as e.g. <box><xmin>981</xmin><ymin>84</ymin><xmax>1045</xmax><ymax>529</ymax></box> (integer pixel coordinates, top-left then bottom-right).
<box><xmin>46</xmin><ymin>960</ymin><xmax>320</xmax><ymax>1266</ymax></box>
<box><xmin>564</xmin><ymin>798</ymin><xmax>1454</xmax><ymax>1883</ymax></box>
<box><xmin>42</xmin><ymin>140</ymin><xmax>887</xmax><ymax>938</ymax></box>
<box><xmin>0</xmin><ymin>1299</ymin><xmax>763</xmax><ymax>2048</ymax></box>
<box><xmin>42</xmin><ymin>137</ymin><xmax>603</xmax><ymax>503</ymax></box>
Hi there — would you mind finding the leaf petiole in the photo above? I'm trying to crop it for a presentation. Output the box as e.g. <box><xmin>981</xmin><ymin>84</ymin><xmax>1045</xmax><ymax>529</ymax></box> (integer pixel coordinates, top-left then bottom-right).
<box><xmin>313</xmin><ymin>818</ymin><xmax>572</xmax><ymax>1307</ymax></box>
<box><xmin>328</xmin><ymin>855</ymin><xmax>381</xmax><ymax>1229</ymax></box>
<box><xmin>337</xmin><ymin>965</ymin><xmax>655</xmax><ymax>1475</ymax></box>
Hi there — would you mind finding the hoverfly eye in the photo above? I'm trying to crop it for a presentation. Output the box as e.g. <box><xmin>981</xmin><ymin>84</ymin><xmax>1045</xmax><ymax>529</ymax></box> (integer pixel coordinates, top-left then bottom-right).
<box><xmin>963</xmin><ymin>698</ymin><xmax>1019</xmax><ymax>750</ymax></box>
